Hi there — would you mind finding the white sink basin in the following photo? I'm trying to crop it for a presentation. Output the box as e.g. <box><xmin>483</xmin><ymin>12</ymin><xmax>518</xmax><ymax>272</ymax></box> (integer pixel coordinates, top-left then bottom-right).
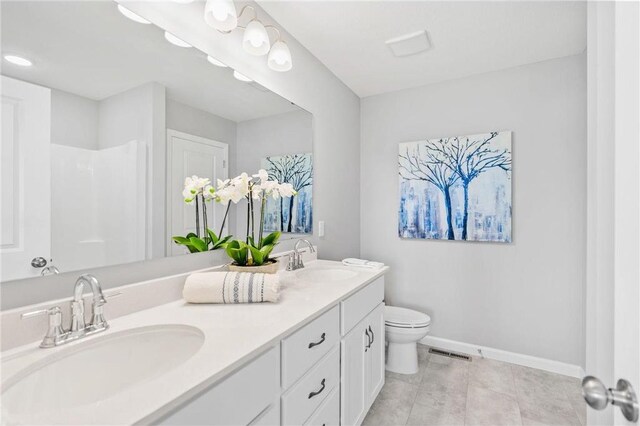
<box><xmin>296</xmin><ymin>268</ymin><xmax>358</xmax><ymax>282</ymax></box>
<box><xmin>2</xmin><ymin>324</ymin><xmax>204</xmax><ymax>418</ymax></box>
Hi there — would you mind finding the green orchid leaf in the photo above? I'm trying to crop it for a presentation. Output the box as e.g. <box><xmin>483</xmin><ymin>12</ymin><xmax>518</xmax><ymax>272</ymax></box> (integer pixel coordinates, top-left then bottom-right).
<box><xmin>188</xmin><ymin>236</ymin><xmax>208</xmax><ymax>252</ymax></box>
<box><xmin>212</xmin><ymin>235</ymin><xmax>233</xmax><ymax>250</ymax></box>
<box><xmin>261</xmin><ymin>231</ymin><xmax>281</xmax><ymax>248</ymax></box>
<box><xmin>248</xmin><ymin>245</ymin><xmax>265</xmax><ymax>265</ymax></box>
<box><xmin>206</xmin><ymin>228</ymin><xmax>219</xmax><ymax>244</ymax></box>
<box><xmin>225</xmin><ymin>240</ymin><xmax>248</xmax><ymax>265</ymax></box>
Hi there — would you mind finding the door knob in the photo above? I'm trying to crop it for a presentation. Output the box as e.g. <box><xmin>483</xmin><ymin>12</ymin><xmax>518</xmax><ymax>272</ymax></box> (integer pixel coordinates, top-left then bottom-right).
<box><xmin>31</xmin><ymin>257</ymin><xmax>47</xmax><ymax>268</ymax></box>
<box><xmin>582</xmin><ymin>376</ymin><xmax>639</xmax><ymax>422</ymax></box>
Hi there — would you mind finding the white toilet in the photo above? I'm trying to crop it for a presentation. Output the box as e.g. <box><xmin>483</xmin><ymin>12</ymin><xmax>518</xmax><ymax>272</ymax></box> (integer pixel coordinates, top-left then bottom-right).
<box><xmin>384</xmin><ymin>305</ymin><xmax>431</xmax><ymax>374</ymax></box>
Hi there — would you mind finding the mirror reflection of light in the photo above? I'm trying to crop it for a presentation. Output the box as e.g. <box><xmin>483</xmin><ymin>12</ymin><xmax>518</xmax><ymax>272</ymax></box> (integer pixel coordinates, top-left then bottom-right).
<box><xmin>164</xmin><ymin>31</ymin><xmax>192</xmax><ymax>48</ymax></box>
<box><xmin>233</xmin><ymin>70</ymin><xmax>252</xmax><ymax>82</ymax></box>
<box><xmin>117</xmin><ymin>5</ymin><xmax>151</xmax><ymax>25</ymax></box>
<box><xmin>4</xmin><ymin>55</ymin><xmax>33</xmax><ymax>67</ymax></box>
<box><xmin>207</xmin><ymin>56</ymin><xmax>227</xmax><ymax>68</ymax></box>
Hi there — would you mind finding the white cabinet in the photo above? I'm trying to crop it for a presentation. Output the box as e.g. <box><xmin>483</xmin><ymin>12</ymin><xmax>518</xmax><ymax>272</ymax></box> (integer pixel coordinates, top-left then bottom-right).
<box><xmin>340</xmin><ymin>303</ymin><xmax>385</xmax><ymax>426</ymax></box>
<box><xmin>156</xmin><ymin>276</ymin><xmax>385</xmax><ymax>426</ymax></box>
<box><xmin>157</xmin><ymin>346</ymin><xmax>280</xmax><ymax>425</ymax></box>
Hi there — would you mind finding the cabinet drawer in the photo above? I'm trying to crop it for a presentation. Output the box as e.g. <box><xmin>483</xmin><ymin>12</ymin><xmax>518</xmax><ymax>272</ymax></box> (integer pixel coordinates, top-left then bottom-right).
<box><xmin>341</xmin><ymin>277</ymin><xmax>384</xmax><ymax>335</ymax></box>
<box><xmin>282</xmin><ymin>346</ymin><xmax>340</xmax><ymax>425</ymax></box>
<box><xmin>157</xmin><ymin>346</ymin><xmax>280</xmax><ymax>425</ymax></box>
<box><xmin>304</xmin><ymin>386</ymin><xmax>339</xmax><ymax>426</ymax></box>
<box><xmin>281</xmin><ymin>305</ymin><xmax>340</xmax><ymax>389</ymax></box>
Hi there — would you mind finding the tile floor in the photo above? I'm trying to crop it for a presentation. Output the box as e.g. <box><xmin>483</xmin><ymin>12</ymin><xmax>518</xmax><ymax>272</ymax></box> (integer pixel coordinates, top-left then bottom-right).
<box><xmin>363</xmin><ymin>345</ymin><xmax>586</xmax><ymax>426</ymax></box>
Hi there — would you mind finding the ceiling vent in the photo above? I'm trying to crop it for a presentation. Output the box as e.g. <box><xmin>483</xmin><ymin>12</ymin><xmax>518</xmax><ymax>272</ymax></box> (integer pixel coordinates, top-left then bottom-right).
<box><xmin>385</xmin><ymin>30</ymin><xmax>432</xmax><ymax>57</ymax></box>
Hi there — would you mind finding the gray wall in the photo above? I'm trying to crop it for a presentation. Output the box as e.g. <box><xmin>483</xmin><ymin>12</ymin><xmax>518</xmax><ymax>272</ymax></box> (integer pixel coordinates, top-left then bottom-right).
<box><xmin>360</xmin><ymin>54</ymin><xmax>587</xmax><ymax>366</ymax></box>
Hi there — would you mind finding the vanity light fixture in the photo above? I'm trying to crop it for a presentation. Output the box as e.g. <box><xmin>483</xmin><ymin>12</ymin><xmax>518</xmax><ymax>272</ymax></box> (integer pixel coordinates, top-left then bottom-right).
<box><xmin>203</xmin><ymin>2</ymin><xmax>293</xmax><ymax>72</ymax></box>
<box><xmin>204</xmin><ymin>0</ymin><xmax>238</xmax><ymax>32</ymax></box>
<box><xmin>117</xmin><ymin>5</ymin><xmax>151</xmax><ymax>24</ymax></box>
<box><xmin>243</xmin><ymin>19</ymin><xmax>270</xmax><ymax>56</ymax></box>
<box><xmin>207</xmin><ymin>55</ymin><xmax>228</xmax><ymax>67</ymax></box>
<box><xmin>268</xmin><ymin>40</ymin><xmax>292</xmax><ymax>72</ymax></box>
<box><xmin>233</xmin><ymin>70</ymin><xmax>252</xmax><ymax>82</ymax></box>
<box><xmin>164</xmin><ymin>31</ymin><xmax>192</xmax><ymax>48</ymax></box>
<box><xmin>3</xmin><ymin>55</ymin><xmax>33</xmax><ymax>67</ymax></box>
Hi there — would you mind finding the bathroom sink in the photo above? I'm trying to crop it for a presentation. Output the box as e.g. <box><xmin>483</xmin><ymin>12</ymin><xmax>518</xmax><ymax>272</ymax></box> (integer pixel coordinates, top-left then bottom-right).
<box><xmin>296</xmin><ymin>268</ymin><xmax>358</xmax><ymax>282</ymax></box>
<box><xmin>1</xmin><ymin>324</ymin><xmax>204</xmax><ymax>418</ymax></box>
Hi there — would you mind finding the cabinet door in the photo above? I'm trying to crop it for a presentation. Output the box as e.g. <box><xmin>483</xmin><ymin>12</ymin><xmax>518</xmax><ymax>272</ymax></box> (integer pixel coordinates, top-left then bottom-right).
<box><xmin>340</xmin><ymin>323</ymin><xmax>369</xmax><ymax>426</ymax></box>
<box><xmin>366</xmin><ymin>303</ymin><xmax>385</xmax><ymax>409</ymax></box>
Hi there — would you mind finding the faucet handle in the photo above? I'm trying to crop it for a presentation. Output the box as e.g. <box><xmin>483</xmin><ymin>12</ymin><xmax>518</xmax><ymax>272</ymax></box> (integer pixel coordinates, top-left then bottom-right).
<box><xmin>21</xmin><ymin>306</ymin><xmax>67</xmax><ymax>348</ymax></box>
<box><xmin>88</xmin><ymin>291</ymin><xmax>121</xmax><ymax>332</ymax></box>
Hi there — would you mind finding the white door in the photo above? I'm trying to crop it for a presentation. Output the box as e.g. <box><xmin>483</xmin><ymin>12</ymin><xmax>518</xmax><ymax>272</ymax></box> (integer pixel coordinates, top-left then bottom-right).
<box><xmin>584</xmin><ymin>3</ymin><xmax>639</xmax><ymax>425</ymax></box>
<box><xmin>0</xmin><ymin>76</ymin><xmax>51</xmax><ymax>281</ymax></box>
<box><xmin>341</xmin><ymin>324</ymin><xmax>369</xmax><ymax>426</ymax></box>
<box><xmin>366</xmin><ymin>304</ymin><xmax>385</xmax><ymax>408</ymax></box>
<box><xmin>167</xmin><ymin>130</ymin><xmax>228</xmax><ymax>256</ymax></box>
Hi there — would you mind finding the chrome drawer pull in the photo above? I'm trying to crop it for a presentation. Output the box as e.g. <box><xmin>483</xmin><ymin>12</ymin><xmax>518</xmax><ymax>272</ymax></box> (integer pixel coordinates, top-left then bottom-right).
<box><xmin>308</xmin><ymin>378</ymin><xmax>326</xmax><ymax>399</ymax></box>
<box><xmin>308</xmin><ymin>332</ymin><xmax>326</xmax><ymax>349</ymax></box>
<box><xmin>369</xmin><ymin>325</ymin><xmax>374</xmax><ymax>345</ymax></box>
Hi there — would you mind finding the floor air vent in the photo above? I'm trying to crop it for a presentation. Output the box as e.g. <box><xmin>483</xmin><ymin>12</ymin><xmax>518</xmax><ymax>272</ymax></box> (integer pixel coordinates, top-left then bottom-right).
<box><xmin>428</xmin><ymin>348</ymin><xmax>472</xmax><ymax>361</ymax></box>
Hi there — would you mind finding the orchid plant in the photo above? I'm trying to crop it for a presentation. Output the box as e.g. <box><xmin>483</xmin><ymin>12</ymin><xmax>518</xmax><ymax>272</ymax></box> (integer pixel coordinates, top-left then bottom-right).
<box><xmin>172</xmin><ymin>170</ymin><xmax>296</xmax><ymax>267</ymax></box>
<box><xmin>172</xmin><ymin>175</ymin><xmax>232</xmax><ymax>253</ymax></box>
<box><xmin>225</xmin><ymin>169</ymin><xmax>295</xmax><ymax>267</ymax></box>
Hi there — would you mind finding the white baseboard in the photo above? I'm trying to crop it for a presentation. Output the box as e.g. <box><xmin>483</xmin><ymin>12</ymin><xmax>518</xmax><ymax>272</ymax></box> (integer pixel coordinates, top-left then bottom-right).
<box><xmin>420</xmin><ymin>335</ymin><xmax>585</xmax><ymax>379</ymax></box>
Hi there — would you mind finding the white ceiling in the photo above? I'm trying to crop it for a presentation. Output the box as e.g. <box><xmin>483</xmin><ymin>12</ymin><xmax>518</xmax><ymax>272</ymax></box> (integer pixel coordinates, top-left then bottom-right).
<box><xmin>259</xmin><ymin>1</ymin><xmax>587</xmax><ymax>98</ymax></box>
<box><xmin>1</xmin><ymin>1</ymin><xmax>299</xmax><ymax>122</ymax></box>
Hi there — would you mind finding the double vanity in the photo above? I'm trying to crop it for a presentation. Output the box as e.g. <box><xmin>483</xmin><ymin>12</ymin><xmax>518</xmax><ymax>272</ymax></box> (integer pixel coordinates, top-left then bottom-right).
<box><xmin>1</xmin><ymin>260</ymin><xmax>388</xmax><ymax>425</ymax></box>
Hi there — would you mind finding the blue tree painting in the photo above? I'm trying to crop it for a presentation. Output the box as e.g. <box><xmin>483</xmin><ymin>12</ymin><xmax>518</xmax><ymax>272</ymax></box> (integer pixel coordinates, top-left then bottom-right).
<box><xmin>262</xmin><ymin>153</ymin><xmax>313</xmax><ymax>234</ymax></box>
<box><xmin>398</xmin><ymin>131</ymin><xmax>512</xmax><ymax>242</ymax></box>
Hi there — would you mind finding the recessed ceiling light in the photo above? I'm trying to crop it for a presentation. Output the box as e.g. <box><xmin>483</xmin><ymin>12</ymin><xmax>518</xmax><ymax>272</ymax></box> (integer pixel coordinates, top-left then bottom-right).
<box><xmin>164</xmin><ymin>31</ymin><xmax>191</xmax><ymax>48</ymax></box>
<box><xmin>385</xmin><ymin>30</ymin><xmax>432</xmax><ymax>57</ymax></box>
<box><xmin>233</xmin><ymin>70</ymin><xmax>252</xmax><ymax>82</ymax></box>
<box><xmin>207</xmin><ymin>56</ymin><xmax>227</xmax><ymax>67</ymax></box>
<box><xmin>4</xmin><ymin>55</ymin><xmax>33</xmax><ymax>67</ymax></box>
<box><xmin>117</xmin><ymin>5</ymin><xmax>151</xmax><ymax>24</ymax></box>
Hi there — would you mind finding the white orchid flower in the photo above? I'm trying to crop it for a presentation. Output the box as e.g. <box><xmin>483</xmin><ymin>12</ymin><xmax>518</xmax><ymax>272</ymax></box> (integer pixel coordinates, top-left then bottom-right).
<box><xmin>231</xmin><ymin>172</ymin><xmax>250</xmax><ymax>198</ymax></box>
<box><xmin>203</xmin><ymin>184</ymin><xmax>215</xmax><ymax>200</ymax></box>
<box><xmin>253</xmin><ymin>169</ymin><xmax>269</xmax><ymax>185</ymax></box>
<box><xmin>279</xmin><ymin>182</ymin><xmax>296</xmax><ymax>198</ymax></box>
<box><xmin>182</xmin><ymin>187</ymin><xmax>196</xmax><ymax>204</ymax></box>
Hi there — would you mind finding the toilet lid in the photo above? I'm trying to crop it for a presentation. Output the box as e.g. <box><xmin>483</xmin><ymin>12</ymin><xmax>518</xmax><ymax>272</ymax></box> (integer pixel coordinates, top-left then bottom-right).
<box><xmin>385</xmin><ymin>305</ymin><xmax>431</xmax><ymax>328</ymax></box>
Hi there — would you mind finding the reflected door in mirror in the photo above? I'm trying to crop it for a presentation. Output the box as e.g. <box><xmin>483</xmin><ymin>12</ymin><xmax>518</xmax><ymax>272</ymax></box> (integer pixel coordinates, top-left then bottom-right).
<box><xmin>1</xmin><ymin>76</ymin><xmax>51</xmax><ymax>281</ymax></box>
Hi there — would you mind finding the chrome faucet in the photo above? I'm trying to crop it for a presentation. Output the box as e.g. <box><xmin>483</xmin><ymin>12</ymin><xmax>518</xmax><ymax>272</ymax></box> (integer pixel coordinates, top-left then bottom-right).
<box><xmin>287</xmin><ymin>239</ymin><xmax>316</xmax><ymax>271</ymax></box>
<box><xmin>21</xmin><ymin>274</ymin><xmax>118</xmax><ymax>348</ymax></box>
<box><xmin>70</xmin><ymin>274</ymin><xmax>107</xmax><ymax>336</ymax></box>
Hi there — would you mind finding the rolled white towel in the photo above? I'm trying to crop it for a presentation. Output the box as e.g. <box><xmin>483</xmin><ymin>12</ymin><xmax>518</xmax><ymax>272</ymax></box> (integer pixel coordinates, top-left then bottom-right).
<box><xmin>341</xmin><ymin>258</ymin><xmax>385</xmax><ymax>269</ymax></box>
<box><xmin>183</xmin><ymin>271</ymin><xmax>280</xmax><ymax>304</ymax></box>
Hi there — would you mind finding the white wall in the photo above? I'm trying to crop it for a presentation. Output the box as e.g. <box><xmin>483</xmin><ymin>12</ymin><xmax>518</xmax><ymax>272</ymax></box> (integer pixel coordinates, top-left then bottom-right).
<box><xmin>51</xmin><ymin>89</ymin><xmax>98</xmax><ymax>150</ymax></box>
<box><xmin>360</xmin><ymin>54</ymin><xmax>587</xmax><ymax>367</ymax></box>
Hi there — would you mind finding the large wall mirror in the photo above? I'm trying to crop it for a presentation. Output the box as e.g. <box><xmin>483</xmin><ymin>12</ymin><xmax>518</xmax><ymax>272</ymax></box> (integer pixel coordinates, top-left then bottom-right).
<box><xmin>1</xmin><ymin>1</ymin><xmax>313</xmax><ymax>283</ymax></box>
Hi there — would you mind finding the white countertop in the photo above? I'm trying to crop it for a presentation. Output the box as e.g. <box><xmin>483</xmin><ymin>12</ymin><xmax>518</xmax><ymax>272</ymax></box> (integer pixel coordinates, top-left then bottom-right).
<box><xmin>1</xmin><ymin>260</ymin><xmax>388</xmax><ymax>425</ymax></box>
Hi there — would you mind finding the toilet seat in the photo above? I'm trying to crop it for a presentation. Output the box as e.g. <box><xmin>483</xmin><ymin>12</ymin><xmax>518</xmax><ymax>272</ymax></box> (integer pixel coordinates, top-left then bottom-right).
<box><xmin>384</xmin><ymin>305</ymin><xmax>431</xmax><ymax>329</ymax></box>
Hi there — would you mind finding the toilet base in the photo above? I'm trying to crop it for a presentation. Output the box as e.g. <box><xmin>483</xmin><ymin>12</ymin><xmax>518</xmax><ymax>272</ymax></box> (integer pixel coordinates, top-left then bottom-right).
<box><xmin>385</xmin><ymin>341</ymin><xmax>419</xmax><ymax>374</ymax></box>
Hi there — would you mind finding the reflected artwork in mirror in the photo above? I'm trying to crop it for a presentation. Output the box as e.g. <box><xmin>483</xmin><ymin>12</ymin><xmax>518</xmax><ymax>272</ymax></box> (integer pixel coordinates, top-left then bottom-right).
<box><xmin>0</xmin><ymin>1</ymin><xmax>313</xmax><ymax>282</ymax></box>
